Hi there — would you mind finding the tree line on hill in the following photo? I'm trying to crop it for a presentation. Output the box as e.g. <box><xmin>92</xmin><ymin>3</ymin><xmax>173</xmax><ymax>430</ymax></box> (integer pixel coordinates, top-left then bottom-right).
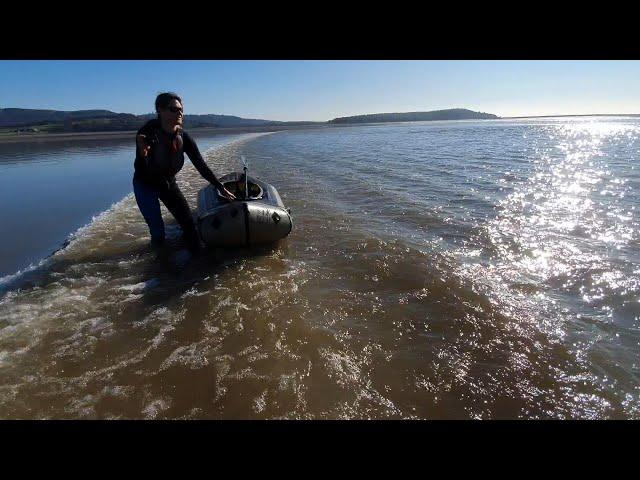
<box><xmin>0</xmin><ymin>107</ymin><xmax>499</xmax><ymax>133</ymax></box>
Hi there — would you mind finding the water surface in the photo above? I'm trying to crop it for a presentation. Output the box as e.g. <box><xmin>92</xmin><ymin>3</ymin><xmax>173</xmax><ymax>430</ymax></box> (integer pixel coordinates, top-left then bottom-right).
<box><xmin>0</xmin><ymin>133</ymin><xmax>250</xmax><ymax>277</ymax></box>
<box><xmin>0</xmin><ymin>119</ymin><xmax>638</xmax><ymax>419</ymax></box>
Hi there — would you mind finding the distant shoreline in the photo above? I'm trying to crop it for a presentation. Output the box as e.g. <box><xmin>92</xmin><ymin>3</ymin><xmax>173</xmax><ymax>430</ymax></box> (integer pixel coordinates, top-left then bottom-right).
<box><xmin>501</xmin><ymin>113</ymin><xmax>640</xmax><ymax>119</ymax></box>
<box><xmin>0</xmin><ymin>124</ymin><xmax>331</xmax><ymax>144</ymax></box>
<box><xmin>1</xmin><ymin>114</ymin><xmax>638</xmax><ymax>144</ymax></box>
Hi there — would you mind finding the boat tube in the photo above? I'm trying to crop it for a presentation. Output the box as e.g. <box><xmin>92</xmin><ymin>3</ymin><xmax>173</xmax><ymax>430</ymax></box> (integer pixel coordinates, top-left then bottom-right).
<box><xmin>197</xmin><ymin>170</ymin><xmax>292</xmax><ymax>247</ymax></box>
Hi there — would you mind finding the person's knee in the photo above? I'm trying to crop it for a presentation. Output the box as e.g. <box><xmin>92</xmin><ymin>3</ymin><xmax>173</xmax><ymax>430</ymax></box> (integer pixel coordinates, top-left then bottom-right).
<box><xmin>172</xmin><ymin>207</ymin><xmax>196</xmax><ymax>234</ymax></box>
<box><xmin>143</xmin><ymin>210</ymin><xmax>165</xmax><ymax>242</ymax></box>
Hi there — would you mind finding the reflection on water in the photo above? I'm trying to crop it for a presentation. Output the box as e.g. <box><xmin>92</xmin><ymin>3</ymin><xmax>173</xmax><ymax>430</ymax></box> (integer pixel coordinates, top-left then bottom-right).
<box><xmin>0</xmin><ymin>119</ymin><xmax>638</xmax><ymax>419</ymax></box>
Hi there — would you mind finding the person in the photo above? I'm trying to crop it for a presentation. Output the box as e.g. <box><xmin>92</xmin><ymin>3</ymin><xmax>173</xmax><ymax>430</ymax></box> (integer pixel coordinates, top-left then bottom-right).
<box><xmin>133</xmin><ymin>92</ymin><xmax>236</xmax><ymax>253</ymax></box>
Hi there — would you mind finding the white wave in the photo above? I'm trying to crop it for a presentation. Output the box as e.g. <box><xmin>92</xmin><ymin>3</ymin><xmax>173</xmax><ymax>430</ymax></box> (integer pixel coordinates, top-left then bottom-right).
<box><xmin>119</xmin><ymin>278</ymin><xmax>160</xmax><ymax>293</ymax></box>
<box><xmin>0</xmin><ymin>255</ymin><xmax>57</xmax><ymax>292</ymax></box>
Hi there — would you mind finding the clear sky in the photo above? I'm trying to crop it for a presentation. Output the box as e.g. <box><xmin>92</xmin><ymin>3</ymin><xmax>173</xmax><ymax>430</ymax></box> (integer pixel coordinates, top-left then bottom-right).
<box><xmin>1</xmin><ymin>61</ymin><xmax>638</xmax><ymax>121</ymax></box>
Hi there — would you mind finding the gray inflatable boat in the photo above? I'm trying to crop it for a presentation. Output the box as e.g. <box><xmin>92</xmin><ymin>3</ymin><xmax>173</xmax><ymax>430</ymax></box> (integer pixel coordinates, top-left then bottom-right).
<box><xmin>197</xmin><ymin>169</ymin><xmax>292</xmax><ymax>247</ymax></box>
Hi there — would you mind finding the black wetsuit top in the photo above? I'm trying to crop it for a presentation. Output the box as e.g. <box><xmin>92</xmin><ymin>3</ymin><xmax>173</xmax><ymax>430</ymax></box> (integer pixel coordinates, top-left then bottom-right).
<box><xmin>133</xmin><ymin>119</ymin><xmax>223</xmax><ymax>190</ymax></box>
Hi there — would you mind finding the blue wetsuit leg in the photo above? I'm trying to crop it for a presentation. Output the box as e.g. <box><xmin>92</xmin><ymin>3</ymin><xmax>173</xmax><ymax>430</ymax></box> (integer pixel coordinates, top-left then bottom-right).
<box><xmin>133</xmin><ymin>178</ymin><xmax>165</xmax><ymax>245</ymax></box>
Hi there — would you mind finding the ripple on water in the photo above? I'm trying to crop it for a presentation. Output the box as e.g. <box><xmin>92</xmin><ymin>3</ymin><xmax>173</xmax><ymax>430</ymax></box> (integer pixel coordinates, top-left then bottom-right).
<box><xmin>1</xmin><ymin>121</ymin><xmax>639</xmax><ymax>418</ymax></box>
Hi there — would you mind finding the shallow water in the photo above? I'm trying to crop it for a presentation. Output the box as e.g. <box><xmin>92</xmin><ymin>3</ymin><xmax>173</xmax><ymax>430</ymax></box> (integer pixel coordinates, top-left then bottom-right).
<box><xmin>0</xmin><ymin>119</ymin><xmax>638</xmax><ymax>419</ymax></box>
<box><xmin>0</xmin><ymin>133</ymin><xmax>249</xmax><ymax>277</ymax></box>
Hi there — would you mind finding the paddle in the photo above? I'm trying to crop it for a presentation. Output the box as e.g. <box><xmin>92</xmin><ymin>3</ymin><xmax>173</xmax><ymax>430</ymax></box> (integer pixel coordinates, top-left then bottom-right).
<box><xmin>241</xmin><ymin>155</ymin><xmax>249</xmax><ymax>200</ymax></box>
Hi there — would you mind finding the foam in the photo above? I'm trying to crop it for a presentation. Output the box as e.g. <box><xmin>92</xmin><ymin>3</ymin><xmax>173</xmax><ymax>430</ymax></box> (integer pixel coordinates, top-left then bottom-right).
<box><xmin>142</xmin><ymin>398</ymin><xmax>171</xmax><ymax>419</ymax></box>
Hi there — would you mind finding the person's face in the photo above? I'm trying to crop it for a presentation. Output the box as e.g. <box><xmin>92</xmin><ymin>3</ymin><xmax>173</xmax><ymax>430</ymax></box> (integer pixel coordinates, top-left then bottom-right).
<box><xmin>159</xmin><ymin>99</ymin><xmax>184</xmax><ymax>128</ymax></box>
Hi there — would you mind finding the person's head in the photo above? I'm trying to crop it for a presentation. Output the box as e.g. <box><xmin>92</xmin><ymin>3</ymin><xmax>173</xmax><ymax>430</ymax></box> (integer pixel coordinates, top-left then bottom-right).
<box><xmin>155</xmin><ymin>92</ymin><xmax>183</xmax><ymax>132</ymax></box>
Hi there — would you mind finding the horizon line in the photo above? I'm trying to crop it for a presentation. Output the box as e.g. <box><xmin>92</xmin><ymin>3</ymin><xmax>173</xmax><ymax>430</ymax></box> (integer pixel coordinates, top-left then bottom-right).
<box><xmin>2</xmin><ymin>106</ymin><xmax>640</xmax><ymax>123</ymax></box>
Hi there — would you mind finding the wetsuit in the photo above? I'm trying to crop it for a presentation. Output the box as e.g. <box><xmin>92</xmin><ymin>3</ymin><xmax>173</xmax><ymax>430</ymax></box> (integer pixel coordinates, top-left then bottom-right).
<box><xmin>133</xmin><ymin>119</ymin><xmax>224</xmax><ymax>251</ymax></box>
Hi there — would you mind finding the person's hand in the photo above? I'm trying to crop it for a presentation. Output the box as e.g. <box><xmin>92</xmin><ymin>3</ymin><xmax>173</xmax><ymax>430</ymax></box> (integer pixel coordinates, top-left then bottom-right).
<box><xmin>218</xmin><ymin>185</ymin><xmax>236</xmax><ymax>202</ymax></box>
<box><xmin>137</xmin><ymin>134</ymin><xmax>150</xmax><ymax>158</ymax></box>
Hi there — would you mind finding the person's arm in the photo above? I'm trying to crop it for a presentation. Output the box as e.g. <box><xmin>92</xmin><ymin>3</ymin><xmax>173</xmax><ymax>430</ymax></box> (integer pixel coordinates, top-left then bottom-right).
<box><xmin>134</xmin><ymin>130</ymin><xmax>149</xmax><ymax>171</ymax></box>
<box><xmin>183</xmin><ymin>132</ymin><xmax>236</xmax><ymax>200</ymax></box>
<box><xmin>134</xmin><ymin>121</ymin><xmax>157</xmax><ymax>172</ymax></box>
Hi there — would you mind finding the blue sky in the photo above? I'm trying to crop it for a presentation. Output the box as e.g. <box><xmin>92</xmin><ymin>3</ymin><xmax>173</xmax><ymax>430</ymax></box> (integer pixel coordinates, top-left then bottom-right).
<box><xmin>1</xmin><ymin>61</ymin><xmax>639</xmax><ymax>121</ymax></box>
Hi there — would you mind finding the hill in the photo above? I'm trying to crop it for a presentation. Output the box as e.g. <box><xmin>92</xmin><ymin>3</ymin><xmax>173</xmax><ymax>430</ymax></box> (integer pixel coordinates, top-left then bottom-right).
<box><xmin>328</xmin><ymin>108</ymin><xmax>499</xmax><ymax>124</ymax></box>
<box><xmin>0</xmin><ymin>108</ymin><xmax>320</xmax><ymax>133</ymax></box>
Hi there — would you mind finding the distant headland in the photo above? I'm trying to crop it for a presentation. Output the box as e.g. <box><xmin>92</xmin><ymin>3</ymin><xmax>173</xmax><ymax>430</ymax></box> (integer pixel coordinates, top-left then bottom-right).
<box><xmin>328</xmin><ymin>108</ymin><xmax>499</xmax><ymax>124</ymax></box>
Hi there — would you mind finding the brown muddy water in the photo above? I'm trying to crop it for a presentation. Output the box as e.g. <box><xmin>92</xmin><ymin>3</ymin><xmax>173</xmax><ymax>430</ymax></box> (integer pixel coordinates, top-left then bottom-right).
<box><xmin>0</xmin><ymin>119</ymin><xmax>639</xmax><ymax>419</ymax></box>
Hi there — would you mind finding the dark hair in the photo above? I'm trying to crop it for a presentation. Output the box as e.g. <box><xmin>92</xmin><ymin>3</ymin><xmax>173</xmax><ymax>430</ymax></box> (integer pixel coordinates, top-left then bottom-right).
<box><xmin>155</xmin><ymin>92</ymin><xmax>182</xmax><ymax>115</ymax></box>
